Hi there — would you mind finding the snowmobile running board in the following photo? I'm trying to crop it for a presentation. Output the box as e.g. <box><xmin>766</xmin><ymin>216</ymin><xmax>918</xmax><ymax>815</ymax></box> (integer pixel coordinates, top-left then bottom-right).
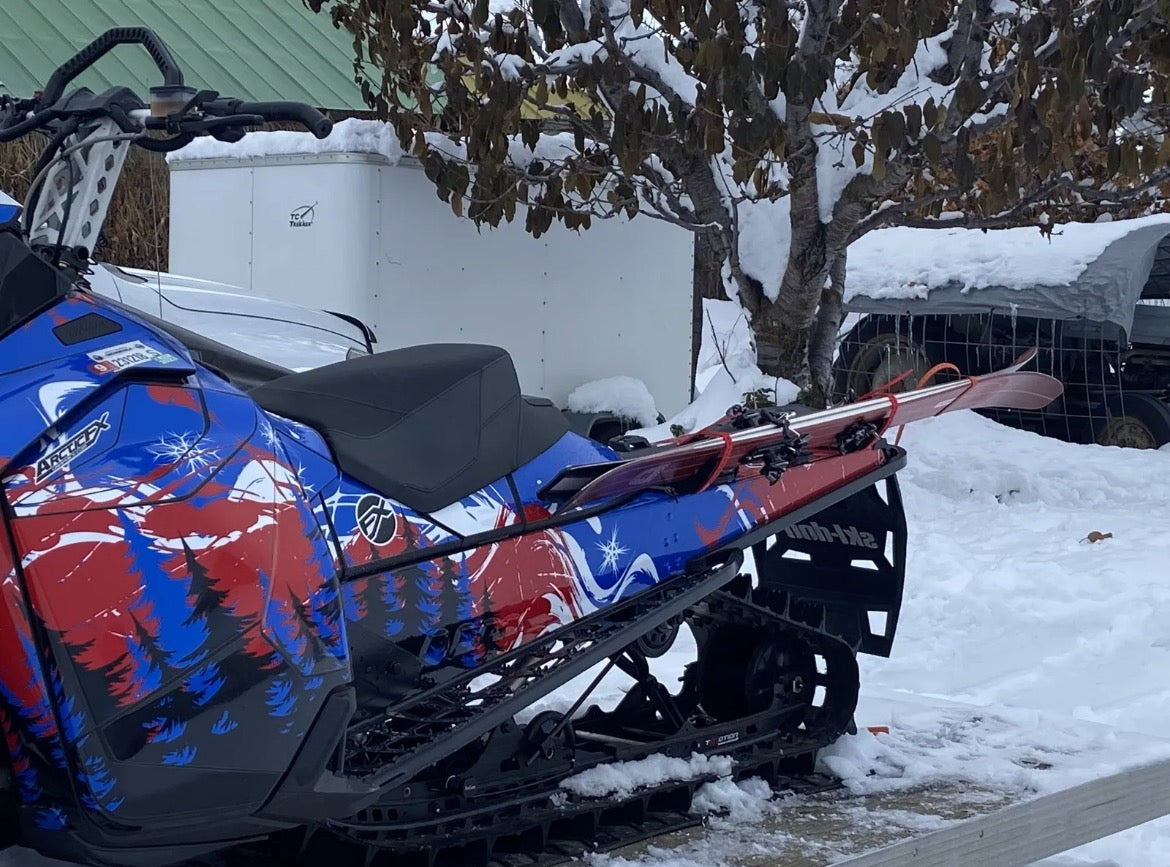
<box><xmin>611</xmin><ymin>751</ymin><xmax>1170</xmax><ymax>866</ymax></box>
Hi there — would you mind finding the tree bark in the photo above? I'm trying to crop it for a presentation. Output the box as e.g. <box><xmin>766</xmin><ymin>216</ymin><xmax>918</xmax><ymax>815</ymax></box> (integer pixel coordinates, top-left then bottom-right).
<box><xmin>691</xmin><ymin>228</ymin><xmax>728</xmax><ymax>397</ymax></box>
<box><xmin>752</xmin><ymin>0</ymin><xmax>845</xmax><ymax>386</ymax></box>
<box><xmin>798</xmin><ymin>173</ymin><xmax>888</xmax><ymax>402</ymax></box>
<box><xmin>808</xmin><ymin>251</ymin><xmax>846</xmax><ymax>406</ymax></box>
<box><xmin>668</xmin><ymin>149</ymin><xmax>773</xmax><ymax>391</ymax></box>
<box><xmin>765</xmin><ymin>83</ymin><xmax>830</xmax><ymax>381</ymax></box>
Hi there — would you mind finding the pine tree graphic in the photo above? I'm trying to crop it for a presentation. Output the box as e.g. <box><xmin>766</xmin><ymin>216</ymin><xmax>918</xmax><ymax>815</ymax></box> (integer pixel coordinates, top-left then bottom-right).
<box><xmin>478</xmin><ymin>580</ymin><xmax>505</xmax><ymax>656</ymax></box>
<box><xmin>180</xmin><ymin>539</ymin><xmax>240</xmax><ymax>650</ymax></box>
<box><xmin>289</xmin><ymin>589</ymin><xmax>330</xmax><ymax>676</ymax></box>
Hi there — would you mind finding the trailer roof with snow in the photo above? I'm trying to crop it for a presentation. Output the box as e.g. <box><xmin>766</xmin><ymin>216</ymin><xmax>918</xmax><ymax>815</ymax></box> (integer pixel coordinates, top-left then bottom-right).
<box><xmin>843</xmin><ymin>215</ymin><xmax>1170</xmax><ymax>342</ymax></box>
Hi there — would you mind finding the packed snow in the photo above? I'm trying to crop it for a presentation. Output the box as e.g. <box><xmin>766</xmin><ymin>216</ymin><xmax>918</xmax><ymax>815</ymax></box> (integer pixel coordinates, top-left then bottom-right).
<box><xmin>561</xmin><ymin>753</ymin><xmax>735</xmax><ymax>800</ymax></box>
<box><xmin>845</xmin><ymin>213</ymin><xmax>1170</xmax><ymax>303</ymax></box>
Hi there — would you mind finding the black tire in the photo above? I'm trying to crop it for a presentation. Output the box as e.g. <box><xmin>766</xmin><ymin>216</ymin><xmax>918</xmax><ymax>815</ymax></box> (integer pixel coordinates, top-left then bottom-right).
<box><xmin>1095</xmin><ymin>394</ymin><xmax>1170</xmax><ymax>449</ymax></box>
<box><xmin>834</xmin><ymin>315</ymin><xmax>939</xmax><ymax>401</ymax></box>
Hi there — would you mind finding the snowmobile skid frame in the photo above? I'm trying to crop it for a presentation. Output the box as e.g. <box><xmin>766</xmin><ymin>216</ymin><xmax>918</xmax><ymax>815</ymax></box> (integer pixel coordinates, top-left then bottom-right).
<box><xmin>338</xmin><ymin>447</ymin><xmax>906</xmax><ymax>789</ymax></box>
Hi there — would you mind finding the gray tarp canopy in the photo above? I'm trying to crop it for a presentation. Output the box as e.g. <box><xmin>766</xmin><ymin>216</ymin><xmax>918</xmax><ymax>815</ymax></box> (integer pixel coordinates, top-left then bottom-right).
<box><xmin>843</xmin><ymin>220</ymin><xmax>1170</xmax><ymax>340</ymax></box>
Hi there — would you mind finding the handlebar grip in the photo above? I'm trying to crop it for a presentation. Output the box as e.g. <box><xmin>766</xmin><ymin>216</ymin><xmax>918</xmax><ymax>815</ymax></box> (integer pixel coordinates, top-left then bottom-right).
<box><xmin>42</xmin><ymin>28</ymin><xmax>184</xmax><ymax>107</ymax></box>
<box><xmin>230</xmin><ymin>101</ymin><xmax>333</xmax><ymax>139</ymax></box>
<box><xmin>0</xmin><ymin>102</ymin><xmax>59</xmax><ymax>143</ymax></box>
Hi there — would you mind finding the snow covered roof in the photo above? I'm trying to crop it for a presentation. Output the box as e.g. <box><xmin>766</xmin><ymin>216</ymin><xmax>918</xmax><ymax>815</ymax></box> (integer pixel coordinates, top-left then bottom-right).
<box><xmin>844</xmin><ymin>214</ymin><xmax>1170</xmax><ymax>337</ymax></box>
<box><xmin>168</xmin><ymin>118</ymin><xmax>409</xmax><ymax>164</ymax></box>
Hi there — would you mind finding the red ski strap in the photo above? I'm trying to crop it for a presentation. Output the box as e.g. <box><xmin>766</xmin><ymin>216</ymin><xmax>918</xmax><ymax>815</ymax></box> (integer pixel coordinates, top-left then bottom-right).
<box><xmin>695</xmin><ymin>431</ymin><xmax>734</xmax><ymax>494</ymax></box>
<box><xmin>916</xmin><ymin>362</ymin><xmax>961</xmax><ymax>389</ymax></box>
<box><xmin>933</xmin><ymin>374</ymin><xmax>979</xmax><ymax>417</ymax></box>
<box><xmin>875</xmin><ymin>393</ymin><xmax>899</xmax><ymax>438</ymax></box>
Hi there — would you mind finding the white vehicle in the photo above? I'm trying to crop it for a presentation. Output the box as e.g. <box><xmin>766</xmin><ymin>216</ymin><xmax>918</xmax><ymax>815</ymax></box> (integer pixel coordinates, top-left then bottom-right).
<box><xmin>165</xmin><ymin>125</ymin><xmax>696</xmax><ymax>435</ymax></box>
<box><xmin>84</xmin><ymin>261</ymin><xmax>374</xmax><ymax>380</ymax></box>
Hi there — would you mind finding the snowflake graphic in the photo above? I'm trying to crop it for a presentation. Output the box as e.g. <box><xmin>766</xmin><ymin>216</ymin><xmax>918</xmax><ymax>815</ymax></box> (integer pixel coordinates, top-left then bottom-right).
<box><xmin>261</xmin><ymin>420</ymin><xmax>279</xmax><ymax>449</ymax></box>
<box><xmin>596</xmin><ymin>528</ymin><xmax>628</xmax><ymax>574</ymax></box>
<box><xmin>296</xmin><ymin>462</ymin><xmax>315</xmax><ymax>494</ymax></box>
<box><xmin>149</xmin><ymin>431</ymin><xmax>221</xmax><ymax>475</ymax></box>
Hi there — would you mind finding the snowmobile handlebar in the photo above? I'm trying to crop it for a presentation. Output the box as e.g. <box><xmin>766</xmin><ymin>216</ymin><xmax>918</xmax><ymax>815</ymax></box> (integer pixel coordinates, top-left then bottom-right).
<box><xmin>0</xmin><ymin>27</ymin><xmax>333</xmax><ymax>145</ymax></box>
<box><xmin>0</xmin><ymin>26</ymin><xmax>332</xmax><ymax>269</ymax></box>
<box><xmin>199</xmin><ymin>99</ymin><xmax>334</xmax><ymax>140</ymax></box>
<box><xmin>41</xmin><ymin>27</ymin><xmax>186</xmax><ymax>109</ymax></box>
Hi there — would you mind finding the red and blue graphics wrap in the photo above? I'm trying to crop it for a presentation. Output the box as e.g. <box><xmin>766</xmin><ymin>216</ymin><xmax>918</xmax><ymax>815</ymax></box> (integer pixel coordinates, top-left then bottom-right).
<box><xmin>1</xmin><ymin>296</ymin><xmax>349</xmax><ymax>831</ymax></box>
<box><xmin>0</xmin><ymin>290</ymin><xmax>887</xmax><ymax>837</ymax></box>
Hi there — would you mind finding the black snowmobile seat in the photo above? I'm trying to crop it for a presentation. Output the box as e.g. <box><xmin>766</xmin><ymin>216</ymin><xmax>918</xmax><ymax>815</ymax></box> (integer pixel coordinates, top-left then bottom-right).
<box><xmin>250</xmin><ymin>343</ymin><xmax>570</xmax><ymax>514</ymax></box>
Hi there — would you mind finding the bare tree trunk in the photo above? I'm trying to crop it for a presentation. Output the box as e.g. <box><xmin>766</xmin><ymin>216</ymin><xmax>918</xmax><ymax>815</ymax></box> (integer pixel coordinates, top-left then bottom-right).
<box><xmin>764</xmin><ymin>210</ymin><xmax>831</xmax><ymax>385</ymax></box>
<box><xmin>690</xmin><ymin>229</ymin><xmax>727</xmax><ymax>397</ymax></box>
<box><xmin>808</xmin><ymin>251</ymin><xmax>846</xmax><ymax>407</ymax></box>
<box><xmin>795</xmin><ymin>171</ymin><xmax>888</xmax><ymax>402</ymax></box>
<box><xmin>753</xmin><ymin>0</ymin><xmax>841</xmax><ymax>386</ymax></box>
<box><xmin>670</xmin><ymin>150</ymin><xmax>772</xmax><ymax>392</ymax></box>
<box><xmin>743</xmin><ymin>295</ymin><xmax>782</xmax><ymax>375</ymax></box>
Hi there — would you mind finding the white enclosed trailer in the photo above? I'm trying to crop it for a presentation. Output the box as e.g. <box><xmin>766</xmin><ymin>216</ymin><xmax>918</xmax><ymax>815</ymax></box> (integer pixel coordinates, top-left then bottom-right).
<box><xmin>166</xmin><ymin>141</ymin><xmax>697</xmax><ymax>428</ymax></box>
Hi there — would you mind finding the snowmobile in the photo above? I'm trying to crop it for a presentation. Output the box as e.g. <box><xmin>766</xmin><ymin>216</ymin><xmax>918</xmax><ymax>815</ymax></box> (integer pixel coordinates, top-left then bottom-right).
<box><xmin>0</xmin><ymin>28</ymin><xmax>1064</xmax><ymax>867</ymax></box>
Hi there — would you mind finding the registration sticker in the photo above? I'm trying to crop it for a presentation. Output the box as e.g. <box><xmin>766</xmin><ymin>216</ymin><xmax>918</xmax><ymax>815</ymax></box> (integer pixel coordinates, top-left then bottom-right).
<box><xmin>88</xmin><ymin>340</ymin><xmax>178</xmax><ymax>374</ymax></box>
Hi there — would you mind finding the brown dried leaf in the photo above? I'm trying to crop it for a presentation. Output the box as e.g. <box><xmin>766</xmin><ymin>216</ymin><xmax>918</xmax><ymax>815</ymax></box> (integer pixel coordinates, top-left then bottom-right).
<box><xmin>923</xmin><ymin>132</ymin><xmax>942</xmax><ymax>166</ymax></box>
<box><xmin>923</xmin><ymin>98</ymin><xmax>937</xmax><ymax>130</ymax></box>
<box><xmin>853</xmin><ymin>139</ymin><xmax>867</xmax><ymax>168</ymax></box>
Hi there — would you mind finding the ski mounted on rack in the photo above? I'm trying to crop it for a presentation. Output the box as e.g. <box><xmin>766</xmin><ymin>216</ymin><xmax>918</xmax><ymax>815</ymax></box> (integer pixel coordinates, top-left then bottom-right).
<box><xmin>540</xmin><ymin>349</ymin><xmax>1062</xmax><ymax>511</ymax></box>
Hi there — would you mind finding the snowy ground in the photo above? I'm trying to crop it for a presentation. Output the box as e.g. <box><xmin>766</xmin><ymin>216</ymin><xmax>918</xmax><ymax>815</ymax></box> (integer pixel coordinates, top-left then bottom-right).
<box><xmin>850</xmin><ymin>413</ymin><xmax>1170</xmax><ymax>866</ymax></box>
<box><xmin>562</xmin><ymin>411</ymin><xmax>1170</xmax><ymax>867</ymax></box>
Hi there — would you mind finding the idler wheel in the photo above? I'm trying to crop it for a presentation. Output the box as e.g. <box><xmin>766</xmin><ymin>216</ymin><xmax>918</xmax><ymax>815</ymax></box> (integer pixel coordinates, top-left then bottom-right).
<box><xmin>697</xmin><ymin>630</ymin><xmax>815</xmax><ymax>721</ymax></box>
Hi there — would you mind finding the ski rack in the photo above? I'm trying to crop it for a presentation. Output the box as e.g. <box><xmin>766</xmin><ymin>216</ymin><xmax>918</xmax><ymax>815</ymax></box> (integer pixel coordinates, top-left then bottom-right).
<box><xmin>539</xmin><ymin>349</ymin><xmax>1063</xmax><ymax>513</ymax></box>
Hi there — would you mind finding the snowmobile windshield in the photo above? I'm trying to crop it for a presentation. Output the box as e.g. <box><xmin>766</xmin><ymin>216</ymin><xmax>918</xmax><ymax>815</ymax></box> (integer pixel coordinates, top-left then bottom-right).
<box><xmin>0</xmin><ymin>231</ymin><xmax>72</xmax><ymax>340</ymax></box>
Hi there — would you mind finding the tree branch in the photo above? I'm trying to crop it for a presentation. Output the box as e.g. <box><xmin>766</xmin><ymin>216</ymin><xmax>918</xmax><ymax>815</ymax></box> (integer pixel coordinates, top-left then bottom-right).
<box><xmin>555</xmin><ymin>0</ymin><xmax>588</xmax><ymax>41</ymax></box>
<box><xmin>941</xmin><ymin>0</ymin><xmax>981</xmax><ymax>87</ymax></box>
<box><xmin>851</xmin><ymin>188</ymin><xmax>963</xmax><ymax>240</ymax></box>
<box><xmin>974</xmin><ymin>0</ymin><xmax>1159</xmax><ymax>128</ymax></box>
<box><xmin>843</xmin><ymin>149</ymin><xmax>1170</xmax><ymax>246</ymax></box>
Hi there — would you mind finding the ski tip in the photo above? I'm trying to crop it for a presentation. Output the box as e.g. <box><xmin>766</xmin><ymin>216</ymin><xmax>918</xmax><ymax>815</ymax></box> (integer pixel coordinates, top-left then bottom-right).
<box><xmin>1012</xmin><ymin>347</ymin><xmax>1039</xmax><ymax>369</ymax></box>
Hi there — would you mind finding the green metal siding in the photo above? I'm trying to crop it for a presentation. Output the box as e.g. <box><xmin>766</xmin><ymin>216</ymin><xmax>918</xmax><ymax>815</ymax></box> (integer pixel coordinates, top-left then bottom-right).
<box><xmin>0</xmin><ymin>0</ymin><xmax>366</xmax><ymax>111</ymax></box>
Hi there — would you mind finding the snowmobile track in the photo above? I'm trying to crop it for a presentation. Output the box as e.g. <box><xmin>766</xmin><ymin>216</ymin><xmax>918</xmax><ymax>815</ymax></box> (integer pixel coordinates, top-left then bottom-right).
<box><xmin>217</xmin><ymin>575</ymin><xmax>863</xmax><ymax>867</ymax></box>
<box><xmin>342</xmin><ymin>548</ymin><xmax>750</xmax><ymax>789</ymax></box>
